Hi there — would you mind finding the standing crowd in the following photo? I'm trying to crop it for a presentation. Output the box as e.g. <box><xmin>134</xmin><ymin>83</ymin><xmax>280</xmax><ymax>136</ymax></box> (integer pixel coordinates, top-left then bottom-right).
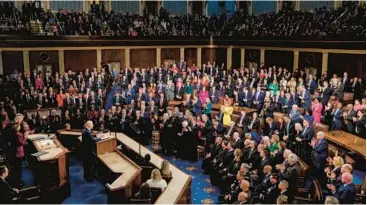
<box><xmin>0</xmin><ymin>57</ymin><xmax>364</xmax><ymax>204</ymax></box>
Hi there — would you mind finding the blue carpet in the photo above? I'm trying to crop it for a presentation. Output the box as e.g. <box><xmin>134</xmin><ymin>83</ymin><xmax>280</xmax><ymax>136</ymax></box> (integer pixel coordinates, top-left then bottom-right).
<box><xmin>156</xmin><ymin>154</ymin><xmax>221</xmax><ymax>204</ymax></box>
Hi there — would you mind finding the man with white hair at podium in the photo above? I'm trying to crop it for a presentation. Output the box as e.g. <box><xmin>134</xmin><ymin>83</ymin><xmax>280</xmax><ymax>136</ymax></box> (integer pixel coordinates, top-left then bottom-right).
<box><xmin>82</xmin><ymin>121</ymin><xmax>100</xmax><ymax>181</ymax></box>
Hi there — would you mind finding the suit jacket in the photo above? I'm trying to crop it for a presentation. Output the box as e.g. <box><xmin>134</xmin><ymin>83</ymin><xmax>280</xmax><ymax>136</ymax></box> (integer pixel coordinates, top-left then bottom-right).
<box><xmin>280</xmin><ymin>163</ymin><xmax>298</xmax><ymax>198</ymax></box>
<box><xmin>81</xmin><ymin>128</ymin><xmax>100</xmax><ymax>156</ymax></box>
<box><xmin>345</xmin><ymin>110</ymin><xmax>356</xmax><ymax>132</ymax></box>
<box><xmin>333</xmin><ymin>183</ymin><xmax>356</xmax><ymax>204</ymax></box>
<box><xmin>174</xmin><ymin>87</ymin><xmax>184</xmax><ymax>100</ymax></box>
<box><xmin>0</xmin><ymin>178</ymin><xmax>18</xmax><ymax>203</ymax></box>
<box><xmin>300</xmin><ymin>127</ymin><xmax>314</xmax><ymax>142</ymax></box>
<box><xmin>355</xmin><ymin>115</ymin><xmax>366</xmax><ymax>138</ymax></box>
<box><xmin>332</xmin><ymin>108</ymin><xmax>344</xmax><ymax>129</ymax></box>
<box><xmin>313</xmin><ymin>138</ymin><xmax>328</xmax><ymax>169</ymax></box>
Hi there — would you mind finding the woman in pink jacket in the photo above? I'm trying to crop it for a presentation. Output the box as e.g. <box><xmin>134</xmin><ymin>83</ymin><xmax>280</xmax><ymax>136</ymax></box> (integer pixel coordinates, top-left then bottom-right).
<box><xmin>312</xmin><ymin>98</ymin><xmax>323</xmax><ymax>123</ymax></box>
<box><xmin>198</xmin><ymin>86</ymin><xmax>209</xmax><ymax>105</ymax></box>
<box><xmin>35</xmin><ymin>74</ymin><xmax>44</xmax><ymax>90</ymax></box>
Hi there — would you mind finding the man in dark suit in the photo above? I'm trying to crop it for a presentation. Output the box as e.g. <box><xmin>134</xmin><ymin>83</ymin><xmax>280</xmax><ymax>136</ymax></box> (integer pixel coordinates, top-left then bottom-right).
<box><xmin>321</xmin><ymin>81</ymin><xmax>333</xmax><ymax>106</ymax></box>
<box><xmin>202</xmin><ymin>136</ymin><xmax>222</xmax><ymax>172</ymax></box>
<box><xmin>296</xmin><ymin>119</ymin><xmax>314</xmax><ymax>164</ymax></box>
<box><xmin>237</xmin><ymin>111</ymin><xmax>250</xmax><ymax>135</ymax></box>
<box><xmin>354</xmin><ymin>110</ymin><xmax>366</xmax><ymax>138</ymax></box>
<box><xmin>201</xmin><ymin>114</ymin><xmax>213</xmax><ymax>148</ymax></box>
<box><xmin>282</xmin><ymin>116</ymin><xmax>295</xmax><ymax>150</ymax></box>
<box><xmin>299</xmin><ymin>86</ymin><xmax>311</xmax><ymax>110</ymax></box>
<box><xmin>351</xmin><ymin>77</ymin><xmax>361</xmax><ymax>100</ymax></box>
<box><xmin>328</xmin><ymin>172</ymin><xmax>356</xmax><ymax>204</ymax></box>
<box><xmin>0</xmin><ymin>166</ymin><xmax>20</xmax><ymax>204</ymax></box>
<box><xmin>344</xmin><ymin>104</ymin><xmax>356</xmax><ymax>132</ymax></box>
<box><xmin>232</xmin><ymin>132</ymin><xmax>244</xmax><ymax>150</ymax></box>
<box><xmin>311</xmin><ymin>131</ymin><xmax>328</xmax><ymax>184</ymax></box>
<box><xmin>82</xmin><ymin>121</ymin><xmax>100</xmax><ymax>181</ymax></box>
<box><xmin>259</xmin><ymin>173</ymin><xmax>279</xmax><ymax>204</ymax></box>
<box><xmin>278</xmin><ymin>180</ymin><xmax>292</xmax><ymax>203</ymax></box>
<box><xmin>332</xmin><ymin>103</ymin><xmax>344</xmax><ymax>130</ymax></box>
<box><xmin>253</xmin><ymin>87</ymin><xmax>264</xmax><ymax>111</ymax></box>
<box><xmin>278</xmin><ymin>153</ymin><xmax>299</xmax><ymax>203</ymax></box>
<box><xmin>112</xmin><ymin>92</ymin><xmax>122</xmax><ymax>106</ymax></box>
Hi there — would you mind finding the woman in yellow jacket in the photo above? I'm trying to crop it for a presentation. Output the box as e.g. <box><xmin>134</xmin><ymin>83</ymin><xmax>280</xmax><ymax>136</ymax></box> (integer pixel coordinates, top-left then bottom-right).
<box><xmin>221</xmin><ymin>101</ymin><xmax>234</xmax><ymax>127</ymax></box>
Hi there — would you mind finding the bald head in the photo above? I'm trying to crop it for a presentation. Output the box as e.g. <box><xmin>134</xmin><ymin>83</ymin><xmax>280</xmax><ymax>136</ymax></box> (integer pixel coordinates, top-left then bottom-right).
<box><xmin>341</xmin><ymin>172</ymin><xmax>353</xmax><ymax>184</ymax></box>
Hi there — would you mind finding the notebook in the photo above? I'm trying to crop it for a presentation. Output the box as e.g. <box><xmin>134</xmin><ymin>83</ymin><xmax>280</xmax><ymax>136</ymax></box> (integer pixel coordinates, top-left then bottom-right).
<box><xmin>31</xmin><ymin>150</ymin><xmax>48</xmax><ymax>157</ymax></box>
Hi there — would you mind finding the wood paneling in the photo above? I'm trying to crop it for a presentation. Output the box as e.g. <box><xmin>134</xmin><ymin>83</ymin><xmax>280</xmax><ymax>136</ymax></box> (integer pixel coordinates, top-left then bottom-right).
<box><xmin>202</xmin><ymin>48</ymin><xmax>227</xmax><ymax>68</ymax></box>
<box><xmin>184</xmin><ymin>48</ymin><xmax>197</xmax><ymax>67</ymax></box>
<box><xmin>130</xmin><ymin>49</ymin><xmax>156</xmax><ymax>68</ymax></box>
<box><xmin>245</xmin><ymin>49</ymin><xmax>260</xmax><ymax>66</ymax></box>
<box><xmin>299</xmin><ymin>52</ymin><xmax>322</xmax><ymax>76</ymax></box>
<box><xmin>328</xmin><ymin>53</ymin><xmax>365</xmax><ymax>78</ymax></box>
<box><xmin>232</xmin><ymin>48</ymin><xmax>241</xmax><ymax>69</ymax></box>
<box><xmin>29</xmin><ymin>51</ymin><xmax>59</xmax><ymax>74</ymax></box>
<box><xmin>2</xmin><ymin>51</ymin><xmax>24</xmax><ymax>74</ymax></box>
<box><xmin>64</xmin><ymin>50</ymin><xmax>97</xmax><ymax>72</ymax></box>
<box><xmin>161</xmin><ymin>48</ymin><xmax>180</xmax><ymax>64</ymax></box>
<box><xmin>265</xmin><ymin>50</ymin><xmax>293</xmax><ymax>71</ymax></box>
<box><xmin>102</xmin><ymin>49</ymin><xmax>125</xmax><ymax>66</ymax></box>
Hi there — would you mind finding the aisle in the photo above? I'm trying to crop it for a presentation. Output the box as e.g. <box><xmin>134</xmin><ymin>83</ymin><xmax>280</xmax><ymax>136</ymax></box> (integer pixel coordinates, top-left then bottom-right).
<box><xmin>157</xmin><ymin>154</ymin><xmax>221</xmax><ymax>204</ymax></box>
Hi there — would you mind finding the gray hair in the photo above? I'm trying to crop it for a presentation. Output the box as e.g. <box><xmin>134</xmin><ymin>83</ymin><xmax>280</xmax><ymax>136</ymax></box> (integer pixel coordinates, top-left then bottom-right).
<box><xmin>317</xmin><ymin>131</ymin><xmax>325</xmax><ymax>138</ymax></box>
<box><xmin>288</xmin><ymin>153</ymin><xmax>298</xmax><ymax>164</ymax></box>
<box><xmin>324</xmin><ymin>196</ymin><xmax>339</xmax><ymax>205</ymax></box>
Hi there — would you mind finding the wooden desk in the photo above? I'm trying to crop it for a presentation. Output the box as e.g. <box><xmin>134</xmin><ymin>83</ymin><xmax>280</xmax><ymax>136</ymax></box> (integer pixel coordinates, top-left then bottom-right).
<box><xmin>324</xmin><ymin>131</ymin><xmax>366</xmax><ymax>159</ymax></box>
<box><xmin>98</xmin><ymin>151</ymin><xmax>141</xmax><ymax>195</ymax></box>
<box><xmin>57</xmin><ymin>129</ymin><xmax>117</xmax><ymax>155</ymax></box>
<box><xmin>116</xmin><ymin>133</ymin><xmax>192</xmax><ymax>204</ymax></box>
<box><xmin>28</xmin><ymin>134</ymin><xmax>70</xmax><ymax>203</ymax></box>
<box><xmin>56</xmin><ymin>130</ymin><xmax>141</xmax><ymax>203</ymax></box>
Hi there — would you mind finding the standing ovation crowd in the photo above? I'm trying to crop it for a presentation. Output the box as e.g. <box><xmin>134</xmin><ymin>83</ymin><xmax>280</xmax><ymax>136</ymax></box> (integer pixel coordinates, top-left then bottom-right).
<box><xmin>0</xmin><ymin>58</ymin><xmax>364</xmax><ymax>204</ymax></box>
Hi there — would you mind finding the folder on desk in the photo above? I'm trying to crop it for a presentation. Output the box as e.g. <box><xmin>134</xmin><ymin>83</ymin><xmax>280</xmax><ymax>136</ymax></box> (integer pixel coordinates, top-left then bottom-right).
<box><xmin>29</xmin><ymin>136</ymin><xmax>46</xmax><ymax>141</ymax></box>
<box><xmin>31</xmin><ymin>150</ymin><xmax>49</xmax><ymax>157</ymax></box>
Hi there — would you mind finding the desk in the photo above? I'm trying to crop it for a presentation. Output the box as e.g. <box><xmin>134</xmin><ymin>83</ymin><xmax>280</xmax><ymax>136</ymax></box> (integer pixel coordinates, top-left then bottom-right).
<box><xmin>28</xmin><ymin>134</ymin><xmax>70</xmax><ymax>203</ymax></box>
<box><xmin>56</xmin><ymin>130</ymin><xmax>141</xmax><ymax>203</ymax></box>
<box><xmin>116</xmin><ymin>133</ymin><xmax>192</xmax><ymax>204</ymax></box>
<box><xmin>324</xmin><ymin>131</ymin><xmax>366</xmax><ymax>159</ymax></box>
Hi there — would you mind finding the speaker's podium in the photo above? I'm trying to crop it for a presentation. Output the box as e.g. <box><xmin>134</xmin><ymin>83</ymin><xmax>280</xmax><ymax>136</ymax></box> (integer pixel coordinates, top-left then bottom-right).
<box><xmin>78</xmin><ymin>132</ymin><xmax>142</xmax><ymax>203</ymax></box>
<box><xmin>28</xmin><ymin>134</ymin><xmax>70</xmax><ymax>203</ymax></box>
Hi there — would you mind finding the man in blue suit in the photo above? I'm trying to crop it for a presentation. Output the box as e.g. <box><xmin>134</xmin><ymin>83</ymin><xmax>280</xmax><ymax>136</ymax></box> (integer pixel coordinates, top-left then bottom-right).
<box><xmin>253</xmin><ymin>87</ymin><xmax>264</xmax><ymax>111</ymax></box>
<box><xmin>289</xmin><ymin>104</ymin><xmax>301</xmax><ymax>123</ymax></box>
<box><xmin>332</xmin><ymin>103</ymin><xmax>344</xmax><ymax>130</ymax></box>
<box><xmin>282</xmin><ymin>93</ymin><xmax>295</xmax><ymax>113</ymax></box>
<box><xmin>328</xmin><ymin>172</ymin><xmax>356</xmax><ymax>204</ymax></box>
<box><xmin>305</xmin><ymin>74</ymin><xmax>317</xmax><ymax>94</ymax></box>
<box><xmin>124</xmin><ymin>84</ymin><xmax>136</xmax><ymax>104</ymax></box>
<box><xmin>209</xmin><ymin>87</ymin><xmax>219</xmax><ymax>104</ymax></box>
<box><xmin>321</xmin><ymin>81</ymin><xmax>333</xmax><ymax>106</ymax></box>
<box><xmin>238</xmin><ymin>87</ymin><xmax>250</xmax><ymax>107</ymax></box>
<box><xmin>299</xmin><ymin>86</ymin><xmax>311</xmax><ymax>110</ymax></box>
<box><xmin>311</xmin><ymin>131</ymin><xmax>328</xmax><ymax>180</ymax></box>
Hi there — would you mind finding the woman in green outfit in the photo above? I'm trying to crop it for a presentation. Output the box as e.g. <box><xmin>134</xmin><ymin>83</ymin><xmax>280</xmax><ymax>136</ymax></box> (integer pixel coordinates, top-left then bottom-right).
<box><xmin>268</xmin><ymin>79</ymin><xmax>279</xmax><ymax>96</ymax></box>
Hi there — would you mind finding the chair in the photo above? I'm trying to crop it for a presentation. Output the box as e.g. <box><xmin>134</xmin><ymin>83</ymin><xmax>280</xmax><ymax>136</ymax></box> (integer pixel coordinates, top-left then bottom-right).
<box><xmin>129</xmin><ymin>198</ymin><xmax>151</xmax><ymax>204</ymax></box>
<box><xmin>295</xmin><ymin>180</ymin><xmax>323</xmax><ymax>203</ymax></box>
<box><xmin>355</xmin><ymin>178</ymin><xmax>366</xmax><ymax>204</ymax></box>
<box><xmin>162</xmin><ymin>176</ymin><xmax>172</xmax><ymax>184</ymax></box>
<box><xmin>16</xmin><ymin>186</ymin><xmax>42</xmax><ymax>203</ymax></box>
<box><xmin>197</xmin><ymin>137</ymin><xmax>207</xmax><ymax>161</ymax></box>
<box><xmin>150</xmin><ymin>187</ymin><xmax>163</xmax><ymax>203</ymax></box>
<box><xmin>140</xmin><ymin>166</ymin><xmax>154</xmax><ymax>183</ymax></box>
